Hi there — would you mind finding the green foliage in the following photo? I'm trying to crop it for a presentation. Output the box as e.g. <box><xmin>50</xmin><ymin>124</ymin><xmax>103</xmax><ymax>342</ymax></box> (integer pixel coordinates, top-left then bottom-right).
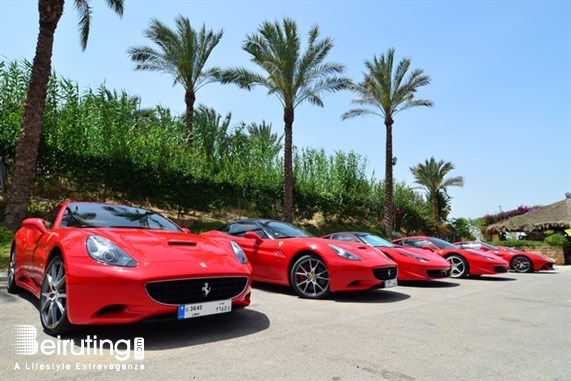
<box><xmin>0</xmin><ymin>60</ymin><xmax>30</xmax><ymax>169</ymax></box>
<box><xmin>410</xmin><ymin>157</ymin><xmax>464</xmax><ymax>224</ymax></box>
<box><xmin>544</xmin><ymin>233</ymin><xmax>569</xmax><ymax>247</ymax></box>
<box><xmin>445</xmin><ymin>218</ymin><xmax>476</xmax><ymax>242</ymax></box>
<box><xmin>491</xmin><ymin>239</ymin><xmax>544</xmax><ymax>248</ymax></box>
<box><xmin>0</xmin><ymin>59</ymin><xmax>438</xmax><ymax>233</ymax></box>
<box><xmin>0</xmin><ymin>228</ymin><xmax>13</xmax><ymax>270</ymax></box>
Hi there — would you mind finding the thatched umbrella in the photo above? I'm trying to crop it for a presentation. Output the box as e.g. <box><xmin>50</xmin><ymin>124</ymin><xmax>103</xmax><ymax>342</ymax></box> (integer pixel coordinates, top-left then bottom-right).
<box><xmin>486</xmin><ymin>194</ymin><xmax>571</xmax><ymax>233</ymax></box>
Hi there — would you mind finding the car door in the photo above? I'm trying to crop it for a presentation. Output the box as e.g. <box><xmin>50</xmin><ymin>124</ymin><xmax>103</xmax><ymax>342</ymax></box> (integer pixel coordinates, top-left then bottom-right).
<box><xmin>224</xmin><ymin>222</ymin><xmax>273</xmax><ymax>280</ymax></box>
<box><xmin>31</xmin><ymin>206</ymin><xmax>62</xmax><ymax>289</ymax></box>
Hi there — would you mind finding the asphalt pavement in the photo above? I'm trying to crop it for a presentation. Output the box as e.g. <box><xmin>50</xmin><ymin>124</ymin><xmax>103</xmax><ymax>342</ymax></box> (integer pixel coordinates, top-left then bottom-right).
<box><xmin>1</xmin><ymin>267</ymin><xmax>570</xmax><ymax>381</ymax></box>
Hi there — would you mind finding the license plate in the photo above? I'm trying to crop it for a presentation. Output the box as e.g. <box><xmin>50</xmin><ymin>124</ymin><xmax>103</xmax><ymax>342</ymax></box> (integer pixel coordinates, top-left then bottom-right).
<box><xmin>384</xmin><ymin>278</ymin><xmax>397</xmax><ymax>288</ymax></box>
<box><xmin>177</xmin><ymin>300</ymin><xmax>232</xmax><ymax>319</ymax></box>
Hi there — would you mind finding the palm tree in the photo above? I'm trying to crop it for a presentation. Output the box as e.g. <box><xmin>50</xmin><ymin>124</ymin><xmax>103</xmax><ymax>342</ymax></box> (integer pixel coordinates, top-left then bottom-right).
<box><xmin>128</xmin><ymin>16</ymin><xmax>223</xmax><ymax>139</ymax></box>
<box><xmin>247</xmin><ymin>121</ymin><xmax>283</xmax><ymax>156</ymax></box>
<box><xmin>342</xmin><ymin>47</ymin><xmax>432</xmax><ymax>236</ymax></box>
<box><xmin>220</xmin><ymin>17</ymin><xmax>350</xmax><ymax>222</ymax></box>
<box><xmin>410</xmin><ymin>157</ymin><xmax>464</xmax><ymax>224</ymax></box>
<box><xmin>1</xmin><ymin>0</ymin><xmax>124</xmax><ymax>230</ymax></box>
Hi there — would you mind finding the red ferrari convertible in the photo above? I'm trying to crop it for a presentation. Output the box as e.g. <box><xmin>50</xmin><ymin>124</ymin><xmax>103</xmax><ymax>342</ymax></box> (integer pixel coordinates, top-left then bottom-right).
<box><xmin>8</xmin><ymin>202</ymin><xmax>252</xmax><ymax>335</ymax></box>
<box><xmin>454</xmin><ymin>241</ymin><xmax>555</xmax><ymax>273</ymax></box>
<box><xmin>392</xmin><ymin>236</ymin><xmax>509</xmax><ymax>278</ymax></box>
<box><xmin>322</xmin><ymin>232</ymin><xmax>451</xmax><ymax>281</ymax></box>
<box><xmin>203</xmin><ymin>219</ymin><xmax>399</xmax><ymax>299</ymax></box>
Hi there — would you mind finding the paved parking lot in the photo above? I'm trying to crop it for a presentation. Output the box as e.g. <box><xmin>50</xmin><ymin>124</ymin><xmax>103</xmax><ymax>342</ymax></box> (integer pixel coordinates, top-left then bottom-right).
<box><xmin>1</xmin><ymin>267</ymin><xmax>570</xmax><ymax>381</ymax></box>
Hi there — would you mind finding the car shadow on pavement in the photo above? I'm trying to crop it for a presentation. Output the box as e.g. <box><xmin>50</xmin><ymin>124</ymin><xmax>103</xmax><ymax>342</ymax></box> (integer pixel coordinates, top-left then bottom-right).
<box><xmin>62</xmin><ymin>308</ymin><xmax>270</xmax><ymax>351</ymax></box>
<box><xmin>253</xmin><ymin>281</ymin><xmax>411</xmax><ymax>304</ymax></box>
<box><xmin>331</xmin><ymin>289</ymin><xmax>411</xmax><ymax>304</ymax></box>
<box><xmin>398</xmin><ymin>280</ymin><xmax>460</xmax><ymax>288</ymax></box>
<box><xmin>463</xmin><ymin>275</ymin><xmax>517</xmax><ymax>281</ymax></box>
<box><xmin>1</xmin><ymin>285</ymin><xmax>270</xmax><ymax>351</ymax></box>
<box><xmin>252</xmin><ymin>281</ymin><xmax>298</xmax><ymax>296</ymax></box>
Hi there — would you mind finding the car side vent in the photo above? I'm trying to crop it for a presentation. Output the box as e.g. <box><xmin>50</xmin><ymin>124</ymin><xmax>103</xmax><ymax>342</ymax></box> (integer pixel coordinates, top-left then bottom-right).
<box><xmin>167</xmin><ymin>241</ymin><xmax>197</xmax><ymax>247</ymax></box>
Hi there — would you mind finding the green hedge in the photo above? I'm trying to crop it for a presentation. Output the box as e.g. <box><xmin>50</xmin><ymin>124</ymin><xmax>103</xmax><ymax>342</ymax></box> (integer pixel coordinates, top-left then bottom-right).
<box><xmin>1</xmin><ymin>59</ymin><xmax>434</xmax><ymax>229</ymax></box>
<box><xmin>493</xmin><ymin>238</ymin><xmax>569</xmax><ymax>248</ymax></box>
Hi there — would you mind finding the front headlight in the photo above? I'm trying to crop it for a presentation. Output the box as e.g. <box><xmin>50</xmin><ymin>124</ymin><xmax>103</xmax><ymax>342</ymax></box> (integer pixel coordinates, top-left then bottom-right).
<box><xmin>230</xmin><ymin>241</ymin><xmax>248</xmax><ymax>265</ymax></box>
<box><xmin>86</xmin><ymin>235</ymin><xmax>137</xmax><ymax>267</ymax></box>
<box><xmin>329</xmin><ymin>244</ymin><xmax>361</xmax><ymax>261</ymax></box>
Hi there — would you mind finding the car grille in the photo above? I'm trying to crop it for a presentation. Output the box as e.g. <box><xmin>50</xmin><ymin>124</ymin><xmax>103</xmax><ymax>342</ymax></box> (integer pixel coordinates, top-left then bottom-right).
<box><xmin>427</xmin><ymin>269</ymin><xmax>450</xmax><ymax>278</ymax></box>
<box><xmin>146</xmin><ymin>277</ymin><xmax>249</xmax><ymax>305</ymax></box>
<box><xmin>494</xmin><ymin>266</ymin><xmax>508</xmax><ymax>273</ymax></box>
<box><xmin>373</xmin><ymin>266</ymin><xmax>398</xmax><ymax>280</ymax></box>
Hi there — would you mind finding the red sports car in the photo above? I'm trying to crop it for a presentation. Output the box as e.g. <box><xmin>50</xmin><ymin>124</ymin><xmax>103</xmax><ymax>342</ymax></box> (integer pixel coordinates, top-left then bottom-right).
<box><xmin>322</xmin><ymin>232</ymin><xmax>451</xmax><ymax>281</ymax></box>
<box><xmin>203</xmin><ymin>219</ymin><xmax>398</xmax><ymax>299</ymax></box>
<box><xmin>8</xmin><ymin>202</ymin><xmax>252</xmax><ymax>335</ymax></box>
<box><xmin>454</xmin><ymin>241</ymin><xmax>555</xmax><ymax>273</ymax></box>
<box><xmin>392</xmin><ymin>236</ymin><xmax>509</xmax><ymax>278</ymax></box>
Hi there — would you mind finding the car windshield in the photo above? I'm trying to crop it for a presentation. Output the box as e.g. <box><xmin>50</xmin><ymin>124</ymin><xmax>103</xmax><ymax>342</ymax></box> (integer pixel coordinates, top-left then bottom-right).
<box><xmin>60</xmin><ymin>203</ymin><xmax>182</xmax><ymax>232</ymax></box>
<box><xmin>357</xmin><ymin>233</ymin><xmax>396</xmax><ymax>248</ymax></box>
<box><xmin>481</xmin><ymin>242</ymin><xmax>500</xmax><ymax>250</ymax></box>
<box><xmin>266</xmin><ymin>221</ymin><xmax>313</xmax><ymax>239</ymax></box>
<box><xmin>464</xmin><ymin>242</ymin><xmax>500</xmax><ymax>250</ymax></box>
<box><xmin>428</xmin><ymin>237</ymin><xmax>458</xmax><ymax>249</ymax></box>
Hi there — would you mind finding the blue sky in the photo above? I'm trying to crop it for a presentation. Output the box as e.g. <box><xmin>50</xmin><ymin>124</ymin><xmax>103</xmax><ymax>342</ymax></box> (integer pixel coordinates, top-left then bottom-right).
<box><xmin>1</xmin><ymin>0</ymin><xmax>570</xmax><ymax>219</ymax></box>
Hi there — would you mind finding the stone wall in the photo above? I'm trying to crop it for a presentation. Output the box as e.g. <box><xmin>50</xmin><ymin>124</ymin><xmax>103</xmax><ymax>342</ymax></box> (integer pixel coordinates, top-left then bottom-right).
<box><xmin>521</xmin><ymin>246</ymin><xmax>567</xmax><ymax>265</ymax></box>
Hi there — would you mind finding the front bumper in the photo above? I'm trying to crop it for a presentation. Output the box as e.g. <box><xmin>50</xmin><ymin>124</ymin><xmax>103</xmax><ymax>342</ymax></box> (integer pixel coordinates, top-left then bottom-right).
<box><xmin>327</xmin><ymin>256</ymin><xmax>398</xmax><ymax>292</ymax></box>
<box><xmin>65</xmin><ymin>257</ymin><xmax>252</xmax><ymax>325</ymax></box>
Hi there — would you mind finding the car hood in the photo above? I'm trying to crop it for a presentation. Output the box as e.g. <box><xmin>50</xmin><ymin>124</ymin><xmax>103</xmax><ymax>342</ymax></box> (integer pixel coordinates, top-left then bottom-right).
<box><xmin>449</xmin><ymin>248</ymin><xmax>508</xmax><ymax>263</ymax></box>
<box><xmin>82</xmin><ymin>228</ymin><xmax>235</xmax><ymax>264</ymax></box>
<box><xmin>377</xmin><ymin>246</ymin><xmax>450</xmax><ymax>264</ymax></box>
<box><xmin>293</xmin><ymin>237</ymin><xmax>397</xmax><ymax>262</ymax></box>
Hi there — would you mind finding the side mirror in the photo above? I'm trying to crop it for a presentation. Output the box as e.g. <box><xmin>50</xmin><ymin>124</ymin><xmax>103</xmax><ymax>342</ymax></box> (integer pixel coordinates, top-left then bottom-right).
<box><xmin>243</xmin><ymin>231</ymin><xmax>263</xmax><ymax>243</ymax></box>
<box><xmin>181</xmin><ymin>228</ymin><xmax>191</xmax><ymax>234</ymax></box>
<box><xmin>22</xmin><ymin>218</ymin><xmax>48</xmax><ymax>234</ymax></box>
<box><xmin>421</xmin><ymin>245</ymin><xmax>435</xmax><ymax>252</ymax></box>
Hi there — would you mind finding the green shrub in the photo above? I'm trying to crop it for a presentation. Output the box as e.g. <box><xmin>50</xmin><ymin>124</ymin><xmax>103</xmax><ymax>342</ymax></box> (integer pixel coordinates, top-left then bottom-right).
<box><xmin>544</xmin><ymin>233</ymin><xmax>569</xmax><ymax>247</ymax></box>
<box><xmin>0</xmin><ymin>228</ymin><xmax>14</xmax><ymax>270</ymax></box>
<box><xmin>492</xmin><ymin>239</ymin><xmax>543</xmax><ymax>248</ymax></box>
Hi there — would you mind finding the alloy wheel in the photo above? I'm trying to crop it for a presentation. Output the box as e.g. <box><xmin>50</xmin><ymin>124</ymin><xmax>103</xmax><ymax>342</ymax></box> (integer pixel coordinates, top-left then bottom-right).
<box><xmin>291</xmin><ymin>255</ymin><xmax>330</xmax><ymax>298</ymax></box>
<box><xmin>40</xmin><ymin>257</ymin><xmax>68</xmax><ymax>332</ymax></box>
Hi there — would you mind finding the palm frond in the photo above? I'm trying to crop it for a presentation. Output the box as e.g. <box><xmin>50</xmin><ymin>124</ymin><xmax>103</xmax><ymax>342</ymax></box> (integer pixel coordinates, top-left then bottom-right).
<box><xmin>74</xmin><ymin>0</ymin><xmax>91</xmax><ymax>50</ymax></box>
<box><xmin>341</xmin><ymin>108</ymin><xmax>379</xmax><ymax>120</ymax></box>
<box><xmin>105</xmin><ymin>0</ymin><xmax>124</xmax><ymax>16</ymax></box>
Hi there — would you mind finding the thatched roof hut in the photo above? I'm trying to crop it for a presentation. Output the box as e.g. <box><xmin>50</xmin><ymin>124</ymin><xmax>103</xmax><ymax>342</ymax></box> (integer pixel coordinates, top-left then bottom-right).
<box><xmin>486</xmin><ymin>193</ymin><xmax>571</xmax><ymax>234</ymax></box>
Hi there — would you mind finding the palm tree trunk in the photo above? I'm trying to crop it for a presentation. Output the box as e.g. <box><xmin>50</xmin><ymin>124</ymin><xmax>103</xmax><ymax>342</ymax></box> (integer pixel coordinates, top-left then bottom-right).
<box><xmin>1</xmin><ymin>0</ymin><xmax>64</xmax><ymax>230</ymax></box>
<box><xmin>283</xmin><ymin>107</ymin><xmax>294</xmax><ymax>222</ymax></box>
<box><xmin>432</xmin><ymin>192</ymin><xmax>439</xmax><ymax>224</ymax></box>
<box><xmin>185</xmin><ymin>89</ymin><xmax>196</xmax><ymax>143</ymax></box>
<box><xmin>383</xmin><ymin>117</ymin><xmax>394</xmax><ymax>236</ymax></box>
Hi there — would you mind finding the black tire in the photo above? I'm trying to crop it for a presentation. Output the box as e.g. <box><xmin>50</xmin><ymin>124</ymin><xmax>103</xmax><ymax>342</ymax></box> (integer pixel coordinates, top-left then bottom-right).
<box><xmin>511</xmin><ymin>255</ymin><xmax>533</xmax><ymax>273</ymax></box>
<box><xmin>7</xmin><ymin>246</ymin><xmax>22</xmax><ymax>294</ymax></box>
<box><xmin>290</xmin><ymin>254</ymin><xmax>331</xmax><ymax>299</ymax></box>
<box><xmin>446</xmin><ymin>254</ymin><xmax>469</xmax><ymax>278</ymax></box>
<box><xmin>39</xmin><ymin>256</ymin><xmax>73</xmax><ymax>336</ymax></box>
